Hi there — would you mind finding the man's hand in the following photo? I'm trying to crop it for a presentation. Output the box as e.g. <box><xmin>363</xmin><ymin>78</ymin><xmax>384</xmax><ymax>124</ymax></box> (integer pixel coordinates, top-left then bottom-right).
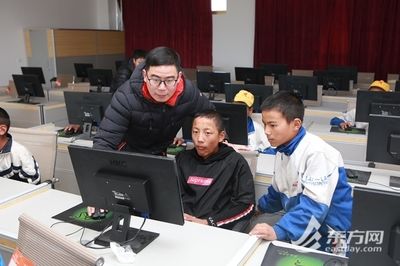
<box><xmin>184</xmin><ymin>213</ymin><xmax>208</xmax><ymax>225</ymax></box>
<box><xmin>249</xmin><ymin>223</ymin><xmax>277</xmax><ymax>241</ymax></box>
<box><xmin>173</xmin><ymin>137</ymin><xmax>185</xmax><ymax>146</ymax></box>
<box><xmin>64</xmin><ymin>124</ymin><xmax>81</xmax><ymax>133</ymax></box>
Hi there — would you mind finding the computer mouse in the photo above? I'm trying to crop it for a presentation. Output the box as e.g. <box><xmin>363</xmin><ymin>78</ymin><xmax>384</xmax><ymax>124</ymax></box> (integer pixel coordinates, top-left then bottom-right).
<box><xmin>90</xmin><ymin>208</ymin><xmax>107</xmax><ymax>220</ymax></box>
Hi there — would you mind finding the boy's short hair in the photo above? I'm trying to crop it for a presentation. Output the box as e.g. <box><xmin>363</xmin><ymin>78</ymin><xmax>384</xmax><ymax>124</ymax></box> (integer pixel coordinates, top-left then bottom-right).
<box><xmin>0</xmin><ymin>107</ymin><xmax>10</xmax><ymax>130</ymax></box>
<box><xmin>144</xmin><ymin>47</ymin><xmax>181</xmax><ymax>72</ymax></box>
<box><xmin>131</xmin><ymin>49</ymin><xmax>147</xmax><ymax>60</ymax></box>
<box><xmin>193</xmin><ymin>109</ymin><xmax>225</xmax><ymax>133</ymax></box>
<box><xmin>261</xmin><ymin>91</ymin><xmax>304</xmax><ymax>122</ymax></box>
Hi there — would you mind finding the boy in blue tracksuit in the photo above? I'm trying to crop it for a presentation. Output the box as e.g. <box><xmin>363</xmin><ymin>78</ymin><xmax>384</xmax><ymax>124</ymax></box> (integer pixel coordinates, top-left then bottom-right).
<box><xmin>249</xmin><ymin>91</ymin><xmax>352</xmax><ymax>254</ymax></box>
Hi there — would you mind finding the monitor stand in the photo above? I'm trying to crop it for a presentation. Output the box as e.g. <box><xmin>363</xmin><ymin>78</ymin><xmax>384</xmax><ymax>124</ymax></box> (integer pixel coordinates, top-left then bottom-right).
<box><xmin>8</xmin><ymin>94</ymin><xmax>40</xmax><ymax>105</ymax></box>
<box><xmin>81</xmin><ymin>122</ymin><xmax>94</xmax><ymax>140</ymax></box>
<box><xmin>94</xmin><ymin>205</ymin><xmax>159</xmax><ymax>253</ymax></box>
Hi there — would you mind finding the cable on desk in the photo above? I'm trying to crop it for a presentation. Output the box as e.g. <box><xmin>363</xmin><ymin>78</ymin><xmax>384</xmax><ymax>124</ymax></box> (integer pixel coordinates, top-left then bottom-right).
<box><xmin>80</xmin><ymin>220</ymin><xmax>113</xmax><ymax>250</ymax></box>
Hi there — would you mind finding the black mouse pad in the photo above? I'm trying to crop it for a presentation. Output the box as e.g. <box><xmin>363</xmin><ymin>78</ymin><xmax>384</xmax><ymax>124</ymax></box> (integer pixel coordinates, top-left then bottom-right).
<box><xmin>52</xmin><ymin>203</ymin><xmax>113</xmax><ymax>232</ymax></box>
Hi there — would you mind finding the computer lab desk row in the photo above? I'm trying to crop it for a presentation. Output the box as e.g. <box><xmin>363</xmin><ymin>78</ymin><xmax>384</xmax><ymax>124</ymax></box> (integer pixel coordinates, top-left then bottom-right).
<box><xmin>1</xmin><ymin>178</ymin><xmax>331</xmax><ymax>266</ymax></box>
<box><xmin>0</xmin><ymin>97</ymin><xmax>68</xmax><ymax>128</ymax></box>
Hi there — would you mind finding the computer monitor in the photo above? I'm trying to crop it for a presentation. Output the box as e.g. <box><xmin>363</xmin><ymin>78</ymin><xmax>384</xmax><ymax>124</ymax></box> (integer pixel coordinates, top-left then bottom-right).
<box><xmin>395</xmin><ymin>81</ymin><xmax>400</xmax><ymax>92</ymax></box>
<box><xmin>11</xmin><ymin>74</ymin><xmax>45</xmax><ymax>104</ymax></box>
<box><xmin>68</xmin><ymin>145</ymin><xmax>184</xmax><ymax>253</ymax></box>
<box><xmin>355</xmin><ymin>90</ymin><xmax>400</xmax><ymax>122</ymax></box>
<box><xmin>224</xmin><ymin>83</ymin><xmax>273</xmax><ymax>113</ymax></box>
<box><xmin>74</xmin><ymin>63</ymin><xmax>93</xmax><ymax>81</ymax></box>
<box><xmin>278</xmin><ymin>75</ymin><xmax>322</xmax><ymax>107</ymax></box>
<box><xmin>21</xmin><ymin>67</ymin><xmax>46</xmax><ymax>84</ymax></box>
<box><xmin>182</xmin><ymin>101</ymin><xmax>248</xmax><ymax>145</ymax></box>
<box><xmin>327</xmin><ymin>65</ymin><xmax>358</xmax><ymax>84</ymax></box>
<box><xmin>349</xmin><ymin>186</ymin><xmax>400</xmax><ymax>265</ymax></box>
<box><xmin>366</xmin><ymin>114</ymin><xmax>400</xmax><ymax>167</ymax></box>
<box><xmin>259</xmin><ymin>63</ymin><xmax>289</xmax><ymax>81</ymax></box>
<box><xmin>196</xmin><ymin>71</ymin><xmax>230</xmax><ymax>100</ymax></box>
<box><xmin>87</xmin><ymin>68</ymin><xmax>113</xmax><ymax>92</ymax></box>
<box><xmin>315</xmin><ymin>69</ymin><xmax>352</xmax><ymax>93</ymax></box>
<box><xmin>234</xmin><ymin>67</ymin><xmax>266</xmax><ymax>85</ymax></box>
<box><xmin>63</xmin><ymin>91</ymin><xmax>112</xmax><ymax>139</ymax></box>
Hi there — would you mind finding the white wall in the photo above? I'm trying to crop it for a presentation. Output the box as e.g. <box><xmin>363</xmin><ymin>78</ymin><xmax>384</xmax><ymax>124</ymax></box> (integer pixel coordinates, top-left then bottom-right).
<box><xmin>212</xmin><ymin>0</ymin><xmax>255</xmax><ymax>80</ymax></box>
<box><xmin>0</xmin><ymin>0</ymin><xmax>111</xmax><ymax>86</ymax></box>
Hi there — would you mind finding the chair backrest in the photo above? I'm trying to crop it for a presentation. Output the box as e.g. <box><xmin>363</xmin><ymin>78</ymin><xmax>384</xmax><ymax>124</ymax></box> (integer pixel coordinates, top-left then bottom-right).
<box><xmin>291</xmin><ymin>69</ymin><xmax>314</xmax><ymax>77</ymax></box>
<box><xmin>9</xmin><ymin>127</ymin><xmax>57</xmax><ymax>183</ymax></box>
<box><xmin>15</xmin><ymin>213</ymin><xmax>103</xmax><ymax>266</ymax></box>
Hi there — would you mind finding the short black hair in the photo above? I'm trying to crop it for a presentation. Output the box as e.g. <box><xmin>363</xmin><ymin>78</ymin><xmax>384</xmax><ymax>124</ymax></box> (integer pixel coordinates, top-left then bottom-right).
<box><xmin>193</xmin><ymin>109</ymin><xmax>225</xmax><ymax>133</ymax></box>
<box><xmin>260</xmin><ymin>91</ymin><xmax>304</xmax><ymax>122</ymax></box>
<box><xmin>0</xmin><ymin>107</ymin><xmax>10</xmax><ymax>130</ymax></box>
<box><xmin>131</xmin><ymin>49</ymin><xmax>147</xmax><ymax>60</ymax></box>
<box><xmin>144</xmin><ymin>47</ymin><xmax>181</xmax><ymax>72</ymax></box>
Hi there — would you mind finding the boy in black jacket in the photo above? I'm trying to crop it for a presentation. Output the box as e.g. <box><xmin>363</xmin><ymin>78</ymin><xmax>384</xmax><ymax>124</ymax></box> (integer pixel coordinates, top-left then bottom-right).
<box><xmin>176</xmin><ymin>110</ymin><xmax>255</xmax><ymax>231</ymax></box>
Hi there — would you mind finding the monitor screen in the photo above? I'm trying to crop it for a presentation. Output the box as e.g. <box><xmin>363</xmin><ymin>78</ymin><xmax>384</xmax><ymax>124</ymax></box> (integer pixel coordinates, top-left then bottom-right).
<box><xmin>63</xmin><ymin>91</ymin><xmax>112</xmax><ymax>138</ymax></box>
<box><xmin>327</xmin><ymin>65</ymin><xmax>358</xmax><ymax>84</ymax></box>
<box><xmin>234</xmin><ymin>67</ymin><xmax>266</xmax><ymax>85</ymax></box>
<box><xmin>182</xmin><ymin>101</ymin><xmax>248</xmax><ymax>145</ymax></box>
<box><xmin>68</xmin><ymin>145</ymin><xmax>184</xmax><ymax>253</ymax></box>
<box><xmin>395</xmin><ymin>81</ymin><xmax>400</xmax><ymax>92</ymax></box>
<box><xmin>278</xmin><ymin>75</ymin><xmax>321</xmax><ymax>106</ymax></box>
<box><xmin>21</xmin><ymin>67</ymin><xmax>46</xmax><ymax>84</ymax></box>
<box><xmin>315</xmin><ymin>70</ymin><xmax>351</xmax><ymax>92</ymax></box>
<box><xmin>74</xmin><ymin>63</ymin><xmax>93</xmax><ymax>80</ymax></box>
<box><xmin>355</xmin><ymin>91</ymin><xmax>400</xmax><ymax>122</ymax></box>
<box><xmin>259</xmin><ymin>63</ymin><xmax>289</xmax><ymax>81</ymax></box>
<box><xmin>366</xmin><ymin>114</ymin><xmax>400</xmax><ymax>166</ymax></box>
<box><xmin>224</xmin><ymin>83</ymin><xmax>273</xmax><ymax>113</ymax></box>
<box><xmin>11</xmin><ymin>74</ymin><xmax>45</xmax><ymax>104</ymax></box>
<box><xmin>349</xmin><ymin>186</ymin><xmax>400</xmax><ymax>265</ymax></box>
<box><xmin>87</xmin><ymin>69</ymin><xmax>113</xmax><ymax>92</ymax></box>
<box><xmin>196</xmin><ymin>71</ymin><xmax>231</xmax><ymax>95</ymax></box>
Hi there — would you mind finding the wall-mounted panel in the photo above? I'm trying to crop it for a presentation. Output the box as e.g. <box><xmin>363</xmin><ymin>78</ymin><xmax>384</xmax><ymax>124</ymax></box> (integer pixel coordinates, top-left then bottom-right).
<box><xmin>54</xmin><ymin>30</ymin><xmax>97</xmax><ymax>57</ymax></box>
<box><xmin>97</xmin><ymin>31</ymin><xmax>124</xmax><ymax>55</ymax></box>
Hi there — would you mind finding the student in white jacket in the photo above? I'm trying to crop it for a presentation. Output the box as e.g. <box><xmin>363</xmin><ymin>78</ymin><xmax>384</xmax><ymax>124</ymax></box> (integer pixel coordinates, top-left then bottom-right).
<box><xmin>249</xmin><ymin>91</ymin><xmax>352</xmax><ymax>254</ymax></box>
<box><xmin>0</xmin><ymin>107</ymin><xmax>40</xmax><ymax>184</ymax></box>
<box><xmin>233</xmin><ymin>90</ymin><xmax>271</xmax><ymax>152</ymax></box>
<box><xmin>330</xmin><ymin>80</ymin><xmax>390</xmax><ymax>129</ymax></box>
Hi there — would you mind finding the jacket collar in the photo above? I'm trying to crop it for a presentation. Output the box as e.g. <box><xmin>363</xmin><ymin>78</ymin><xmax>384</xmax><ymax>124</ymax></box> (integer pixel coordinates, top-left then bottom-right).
<box><xmin>276</xmin><ymin>126</ymin><xmax>306</xmax><ymax>156</ymax></box>
<box><xmin>0</xmin><ymin>133</ymin><xmax>13</xmax><ymax>153</ymax></box>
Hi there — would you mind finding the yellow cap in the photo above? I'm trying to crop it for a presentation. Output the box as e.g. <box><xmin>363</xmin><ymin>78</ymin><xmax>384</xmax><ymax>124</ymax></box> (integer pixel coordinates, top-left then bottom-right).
<box><xmin>234</xmin><ymin>90</ymin><xmax>254</xmax><ymax>107</ymax></box>
<box><xmin>369</xmin><ymin>80</ymin><xmax>390</xmax><ymax>92</ymax></box>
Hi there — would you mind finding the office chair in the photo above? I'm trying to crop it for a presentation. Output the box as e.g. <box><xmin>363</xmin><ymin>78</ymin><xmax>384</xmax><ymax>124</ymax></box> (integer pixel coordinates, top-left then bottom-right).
<box><xmin>14</xmin><ymin>213</ymin><xmax>104</xmax><ymax>266</ymax></box>
<box><xmin>9</xmin><ymin>127</ymin><xmax>58</xmax><ymax>184</ymax></box>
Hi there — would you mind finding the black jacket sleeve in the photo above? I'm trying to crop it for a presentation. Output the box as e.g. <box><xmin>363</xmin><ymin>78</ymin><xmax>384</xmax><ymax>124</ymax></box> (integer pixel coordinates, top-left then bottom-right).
<box><xmin>93</xmin><ymin>86</ymin><xmax>132</xmax><ymax>150</ymax></box>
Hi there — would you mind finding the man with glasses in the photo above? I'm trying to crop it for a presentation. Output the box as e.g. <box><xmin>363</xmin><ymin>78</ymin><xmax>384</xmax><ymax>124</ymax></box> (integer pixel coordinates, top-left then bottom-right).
<box><xmin>93</xmin><ymin>46</ymin><xmax>214</xmax><ymax>155</ymax></box>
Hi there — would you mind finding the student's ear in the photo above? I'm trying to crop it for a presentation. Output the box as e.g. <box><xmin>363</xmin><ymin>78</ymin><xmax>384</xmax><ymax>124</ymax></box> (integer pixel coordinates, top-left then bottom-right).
<box><xmin>0</xmin><ymin>124</ymin><xmax>7</xmax><ymax>136</ymax></box>
<box><xmin>218</xmin><ymin>131</ymin><xmax>226</xmax><ymax>143</ymax></box>
<box><xmin>293</xmin><ymin>118</ymin><xmax>302</xmax><ymax>130</ymax></box>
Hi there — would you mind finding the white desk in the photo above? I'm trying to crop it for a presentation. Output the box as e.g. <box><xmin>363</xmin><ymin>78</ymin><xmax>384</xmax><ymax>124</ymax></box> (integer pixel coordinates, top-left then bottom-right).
<box><xmin>0</xmin><ymin>188</ymin><xmax>257</xmax><ymax>266</ymax></box>
<box><xmin>0</xmin><ymin>179</ymin><xmax>50</xmax><ymax>207</ymax></box>
<box><xmin>0</xmin><ymin>100</ymin><xmax>67</xmax><ymax>128</ymax></box>
<box><xmin>307</xmin><ymin>122</ymin><xmax>367</xmax><ymax>163</ymax></box>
